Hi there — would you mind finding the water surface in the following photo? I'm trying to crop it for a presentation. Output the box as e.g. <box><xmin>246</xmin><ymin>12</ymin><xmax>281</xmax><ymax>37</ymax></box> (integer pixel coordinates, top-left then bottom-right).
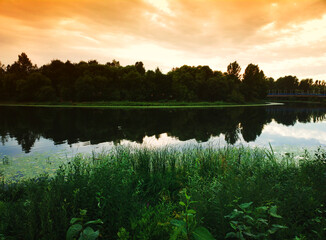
<box><xmin>0</xmin><ymin>103</ymin><xmax>325</xmax><ymax>157</ymax></box>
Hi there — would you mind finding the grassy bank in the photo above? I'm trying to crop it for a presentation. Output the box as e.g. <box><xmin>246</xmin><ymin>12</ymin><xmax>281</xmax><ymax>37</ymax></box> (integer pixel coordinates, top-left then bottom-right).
<box><xmin>0</xmin><ymin>100</ymin><xmax>279</xmax><ymax>109</ymax></box>
<box><xmin>1</xmin><ymin>146</ymin><xmax>326</xmax><ymax>239</ymax></box>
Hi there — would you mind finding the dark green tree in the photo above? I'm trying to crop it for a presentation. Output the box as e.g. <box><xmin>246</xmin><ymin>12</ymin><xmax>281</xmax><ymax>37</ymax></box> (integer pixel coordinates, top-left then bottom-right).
<box><xmin>275</xmin><ymin>75</ymin><xmax>298</xmax><ymax>91</ymax></box>
<box><xmin>242</xmin><ymin>64</ymin><xmax>267</xmax><ymax>100</ymax></box>
<box><xmin>135</xmin><ymin>61</ymin><xmax>145</xmax><ymax>75</ymax></box>
<box><xmin>298</xmin><ymin>79</ymin><xmax>313</xmax><ymax>92</ymax></box>
<box><xmin>16</xmin><ymin>73</ymin><xmax>55</xmax><ymax>101</ymax></box>
<box><xmin>75</xmin><ymin>75</ymin><xmax>95</xmax><ymax>101</ymax></box>
<box><xmin>227</xmin><ymin>61</ymin><xmax>241</xmax><ymax>81</ymax></box>
<box><xmin>106</xmin><ymin>59</ymin><xmax>120</xmax><ymax>67</ymax></box>
<box><xmin>7</xmin><ymin>53</ymin><xmax>37</xmax><ymax>78</ymax></box>
<box><xmin>170</xmin><ymin>66</ymin><xmax>197</xmax><ymax>101</ymax></box>
<box><xmin>205</xmin><ymin>74</ymin><xmax>229</xmax><ymax>101</ymax></box>
<box><xmin>226</xmin><ymin>62</ymin><xmax>243</xmax><ymax>102</ymax></box>
<box><xmin>0</xmin><ymin>62</ymin><xmax>4</xmax><ymax>100</ymax></box>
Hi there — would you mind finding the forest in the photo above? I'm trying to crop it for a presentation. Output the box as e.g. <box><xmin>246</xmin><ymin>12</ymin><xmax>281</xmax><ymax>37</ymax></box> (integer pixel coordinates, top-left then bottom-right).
<box><xmin>0</xmin><ymin>53</ymin><xmax>325</xmax><ymax>103</ymax></box>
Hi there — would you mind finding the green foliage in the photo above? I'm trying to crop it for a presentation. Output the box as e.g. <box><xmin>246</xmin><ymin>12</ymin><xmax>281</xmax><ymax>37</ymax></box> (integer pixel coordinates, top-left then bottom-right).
<box><xmin>0</xmin><ymin>146</ymin><xmax>326</xmax><ymax>239</ymax></box>
<box><xmin>225</xmin><ymin>201</ymin><xmax>287</xmax><ymax>239</ymax></box>
<box><xmin>1</xmin><ymin>52</ymin><xmax>291</xmax><ymax>103</ymax></box>
<box><xmin>275</xmin><ymin>76</ymin><xmax>299</xmax><ymax>91</ymax></box>
<box><xmin>242</xmin><ymin>64</ymin><xmax>268</xmax><ymax>101</ymax></box>
<box><xmin>66</xmin><ymin>209</ymin><xmax>103</xmax><ymax>240</ymax></box>
<box><xmin>117</xmin><ymin>227</ymin><xmax>130</xmax><ymax>240</ymax></box>
<box><xmin>170</xmin><ymin>189</ymin><xmax>215</xmax><ymax>240</ymax></box>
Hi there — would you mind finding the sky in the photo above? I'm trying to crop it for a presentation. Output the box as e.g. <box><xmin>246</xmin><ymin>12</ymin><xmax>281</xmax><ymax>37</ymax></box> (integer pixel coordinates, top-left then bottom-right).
<box><xmin>1</xmin><ymin>0</ymin><xmax>326</xmax><ymax>80</ymax></box>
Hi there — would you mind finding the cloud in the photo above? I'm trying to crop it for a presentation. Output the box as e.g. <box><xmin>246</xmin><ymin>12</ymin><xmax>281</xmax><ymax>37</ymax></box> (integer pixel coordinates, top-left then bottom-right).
<box><xmin>1</xmin><ymin>0</ymin><xmax>326</xmax><ymax>79</ymax></box>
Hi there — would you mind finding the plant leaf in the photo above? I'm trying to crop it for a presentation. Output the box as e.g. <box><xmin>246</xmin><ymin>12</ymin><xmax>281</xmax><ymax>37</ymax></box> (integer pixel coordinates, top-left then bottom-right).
<box><xmin>79</xmin><ymin>227</ymin><xmax>99</xmax><ymax>240</ymax></box>
<box><xmin>187</xmin><ymin>209</ymin><xmax>196</xmax><ymax>214</ymax></box>
<box><xmin>272</xmin><ymin>224</ymin><xmax>288</xmax><ymax>229</ymax></box>
<box><xmin>80</xmin><ymin>209</ymin><xmax>87</xmax><ymax>216</ymax></box>
<box><xmin>170</xmin><ymin>219</ymin><xmax>186</xmax><ymax>228</ymax></box>
<box><xmin>169</xmin><ymin>225</ymin><xmax>184</xmax><ymax>240</ymax></box>
<box><xmin>225</xmin><ymin>232</ymin><xmax>237</xmax><ymax>239</ymax></box>
<box><xmin>70</xmin><ymin>218</ymin><xmax>82</xmax><ymax>224</ymax></box>
<box><xmin>269</xmin><ymin>206</ymin><xmax>282</xmax><ymax>218</ymax></box>
<box><xmin>66</xmin><ymin>224</ymin><xmax>82</xmax><ymax>240</ymax></box>
<box><xmin>243</xmin><ymin>215</ymin><xmax>254</xmax><ymax>221</ymax></box>
<box><xmin>257</xmin><ymin>218</ymin><xmax>268</xmax><ymax>225</ymax></box>
<box><xmin>239</xmin><ymin>202</ymin><xmax>253</xmax><ymax>210</ymax></box>
<box><xmin>179</xmin><ymin>201</ymin><xmax>186</xmax><ymax>206</ymax></box>
<box><xmin>85</xmin><ymin>219</ymin><xmax>103</xmax><ymax>226</ymax></box>
<box><xmin>192</xmin><ymin>226</ymin><xmax>215</xmax><ymax>240</ymax></box>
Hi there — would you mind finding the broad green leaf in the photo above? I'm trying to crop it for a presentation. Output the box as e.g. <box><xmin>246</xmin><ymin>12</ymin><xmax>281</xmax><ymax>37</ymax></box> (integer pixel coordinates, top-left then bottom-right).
<box><xmin>239</xmin><ymin>202</ymin><xmax>253</xmax><ymax>210</ymax></box>
<box><xmin>230</xmin><ymin>221</ymin><xmax>238</xmax><ymax>230</ymax></box>
<box><xmin>272</xmin><ymin>224</ymin><xmax>287</xmax><ymax>229</ymax></box>
<box><xmin>187</xmin><ymin>209</ymin><xmax>196</xmax><ymax>214</ymax></box>
<box><xmin>169</xmin><ymin>225</ymin><xmax>184</xmax><ymax>240</ymax></box>
<box><xmin>243</xmin><ymin>231</ymin><xmax>257</xmax><ymax>238</ymax></box>
<box><xmin>243</xmin><ymin>215</ymin><xmax>254</xmax><ymax>221</ymax></box>
<box><xmin>269</xmin><ymin>206</ymin><xmax>282</xmax><ymax>218</ymax></box>
<box><xmin>79</xmin><ymin>227</ymin><xmax>99</xmax><ymax>240</ymax></box>
<box><xmin>170</xmin><ymin>219</ymin><xmax>186</xmax><ymax>228</ymax></box>
<box><xmin>185</xmin><ymin>192</ymin><xmax>190</xmax><ymax>200</ymax></box>
<box><xmin>179</xmin><ymin>201</ymin><xmax>186</xmax><ymax>206</ymax></box>
<box><xmin>257</xmin><ymin>218</ymin><xmax>268</xmax><ymax>225</ymax></box>
<box><xmin>66</xmin><ymin>224</ymin><xmax>82</xmax><ymax>240</ymax></box>
<box><xmin>268</xmin><ymin>228</ymin><xmax>277</xmax><ymax>234</ymax></box>
<box><xmin>80</xmin><ymin>209</ymin><xmax>87</xmax><ymax>216</ymax></box>
<box><xmin>256</xmin><ymin>206</ymin><xmax>268</xmax><ymax>212</ymax></box>
<box><xmin>238</xmin><ymin>231</ymin><xmax>245</xmax><ymax>240</ymax></box>
<box><xmin>85</xmin><ymin>219</ymin><xmax>103</xmax><ymax>226</ymax></box>
<box><xmin>226</xmin><ymin>209</ymin><xmax>243</xmax><ymax>219</ymax></box>
<box><xmin>225</xmin><ymin>232</ymin><xmax>237</xmax><ymax>239</ymax></box>
<box><xmin>70</xmin><ymin>218</ymin><xmax>82</xmax><ymax>224</ymax></box>
<box><xmin>192</xmin><ymin>226</ymin><xmax>215</xmax><ymax>240</ymax></box>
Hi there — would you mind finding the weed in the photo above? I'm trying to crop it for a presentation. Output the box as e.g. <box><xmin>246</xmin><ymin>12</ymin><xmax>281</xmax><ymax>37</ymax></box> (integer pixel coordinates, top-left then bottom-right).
<box><xmin>66</xmin><ymin>209</ymin><xmax>103</xmax><ymax>240</ymax></box>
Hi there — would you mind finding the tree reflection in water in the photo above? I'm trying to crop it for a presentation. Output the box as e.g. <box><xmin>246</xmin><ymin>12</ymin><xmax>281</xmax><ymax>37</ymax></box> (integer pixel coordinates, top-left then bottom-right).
<box><xmin>0</xmin><ymin>104</ymin><xmax>326</xmax><ymax>153</ymax></box>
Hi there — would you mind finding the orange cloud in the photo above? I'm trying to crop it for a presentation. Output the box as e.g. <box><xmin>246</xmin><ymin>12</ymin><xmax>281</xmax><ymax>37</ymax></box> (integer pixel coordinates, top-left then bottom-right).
<box><xmin>1</xmin><ymin>0</ymin><xmax>326</xmax><ymax>79</ymax></box>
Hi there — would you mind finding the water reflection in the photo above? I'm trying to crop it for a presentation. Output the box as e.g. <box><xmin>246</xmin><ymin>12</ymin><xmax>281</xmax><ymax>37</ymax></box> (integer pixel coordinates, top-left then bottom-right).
<box><xmin>0</xmin><ymin>104</ymin><xmax>326</xmax><ymax>154</ymax></box>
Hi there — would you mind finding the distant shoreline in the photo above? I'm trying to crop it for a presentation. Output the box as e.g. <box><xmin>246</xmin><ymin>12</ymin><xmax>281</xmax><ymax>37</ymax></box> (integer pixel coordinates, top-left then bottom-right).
<box><xmin>0</xmin><ymin>101</ymin><xmax>284</xmax><ymax>109</ymax></box>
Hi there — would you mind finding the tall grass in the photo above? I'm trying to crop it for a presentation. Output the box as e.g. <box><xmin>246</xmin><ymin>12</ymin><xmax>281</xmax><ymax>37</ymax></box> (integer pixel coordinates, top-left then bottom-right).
<box><xmin>0</xmin><ymin>146</ymin><xmax>326</xmax><ymax>239</ymax></box>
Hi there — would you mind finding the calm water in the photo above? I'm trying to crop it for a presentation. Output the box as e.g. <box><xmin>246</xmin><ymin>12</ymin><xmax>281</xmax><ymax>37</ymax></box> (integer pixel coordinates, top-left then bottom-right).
<box><xmin>1</xmin><ymin>103</ymin><xmax>326</xmax><ymax>157</ymax></box>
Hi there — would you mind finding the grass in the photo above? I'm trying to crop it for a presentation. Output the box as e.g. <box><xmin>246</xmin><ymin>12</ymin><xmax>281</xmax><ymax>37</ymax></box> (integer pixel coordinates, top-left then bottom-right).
<box><xmin>1</xmin><ymin>146</ymin><xmax>326</xmax><ymax>239</ymax></box>
<box><xmin>0</xmin><ymin>100</ymin><xmax>279</xmax><ymax>109</ymax></box>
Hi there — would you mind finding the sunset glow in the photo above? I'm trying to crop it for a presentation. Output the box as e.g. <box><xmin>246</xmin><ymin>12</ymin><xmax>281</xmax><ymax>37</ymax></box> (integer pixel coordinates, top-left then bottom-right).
<box><xmin>1</xmin><ymin>0</ymin><xmax>326</xmax><ymax>79</ymax></box>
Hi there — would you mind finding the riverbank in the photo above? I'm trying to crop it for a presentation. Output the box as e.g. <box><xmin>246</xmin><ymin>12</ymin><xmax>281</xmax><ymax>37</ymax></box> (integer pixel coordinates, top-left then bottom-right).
<box><xmin>0</xmin><ymin>100</ymin><xmax>282</xmax><ymax>109</ymax></box>
<box><xmin>1</xmin><ymin>146</ymin><xmax>325</xmax><ymax>239</ymax></box>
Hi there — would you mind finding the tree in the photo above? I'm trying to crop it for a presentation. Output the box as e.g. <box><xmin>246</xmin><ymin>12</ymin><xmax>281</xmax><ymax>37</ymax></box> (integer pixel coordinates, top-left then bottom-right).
<box><xmin>242</xmin><ymin>64</ymin><xmax>267</xmax><ymax>100</ymax></box>
<box><xmin>106</xmin><ymin>59</ymin><xmax>120</xmax><ymax>67</ymax></box>
<box><xmin>121</xmin><ymin>69</ymin><xmax>143</xmax><ymax>100</ymax></box>
<box><xmin>135</xmin><ymin>61</ymin><xmax>145</xmax><ymax>75</ymax></box>
<box><xmin>0</xmin><ymin>61</ymin><xmax>5</xmax><ymax>74</ymax></box>
<box><xmin>204</xmin><ymin>75</ymin><xmax>229</xmax><ymax>101</ymax></box>
<box><xmin>195</xmin><ymin>65</ymin><xmax>214</xmax><ymax>99</ymax></box>
<box><xmin>170</xmin><ymin>66</ymin><xmax>198</xmax><ymax>101</ymax></box>
<box><xmin>227</xmin><ymin>61</ymin><xmax>241</xmax><ymax>80</ymax></box>
<box><xmin>298</xmin><ymin>79</ymin><xmax>313</xmax><ymax>92</ymax></box>
<box><xmin>75</xmin><ymin>75</ymin><xmax>95</xmax><ymax>101</ymax></box>
<box><xmin>0</xmin><ymin>62</ymin><xmax>4</xmax><ymax>100</ymax></box>
<box><xmin>7</xmin><ymin>53</ymin><xmax>37</xmax><ymax>78</ymax></box>
<box><xmin>275</xmin><ymin>76</ymin><xmax>298</xmax><ymax>91</ymax></box>
<box><xmin>266</xmin><ymin>77</ymin><xmax>275</xmax><ymax>90</ymax></box>
<box><xmin>16</xmin><ymin>73</ymin><xmax>55</xmax><ymax>101</ymax></box>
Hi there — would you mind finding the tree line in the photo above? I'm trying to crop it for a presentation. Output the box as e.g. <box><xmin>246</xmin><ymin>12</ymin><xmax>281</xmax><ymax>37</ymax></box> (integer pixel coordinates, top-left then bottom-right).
<box><xmin>0</xmin><ymin>53</ymin><xmax>325</xmax><ymax>103</ymax></box>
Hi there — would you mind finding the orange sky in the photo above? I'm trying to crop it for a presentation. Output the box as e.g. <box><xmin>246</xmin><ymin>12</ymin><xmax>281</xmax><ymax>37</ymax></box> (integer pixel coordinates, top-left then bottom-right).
<box><xmin>1</xmin><ymin>0</ymin><xmax>326</xmax><ymax>80</ymax></box>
